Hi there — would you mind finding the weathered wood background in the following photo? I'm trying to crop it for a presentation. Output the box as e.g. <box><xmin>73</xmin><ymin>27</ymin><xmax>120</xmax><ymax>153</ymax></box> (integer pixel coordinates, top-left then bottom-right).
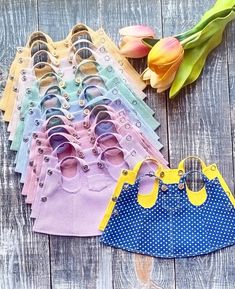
<box><xmin>0</xmin><ymin>0</ymin><xmax>234</xmax><ymax>288</ymax></box>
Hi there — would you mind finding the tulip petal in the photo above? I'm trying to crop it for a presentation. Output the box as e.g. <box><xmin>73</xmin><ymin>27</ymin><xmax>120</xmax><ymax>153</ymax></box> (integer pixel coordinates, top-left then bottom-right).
<box><xmin>119</xmin><ymin>25</ymin><xmax>155</xmax><ymax>37</ymax></box>
<box><xmin>119</xmin><ymin>38</ymin><xmax>151</xmax><ymax>58</ymax></box>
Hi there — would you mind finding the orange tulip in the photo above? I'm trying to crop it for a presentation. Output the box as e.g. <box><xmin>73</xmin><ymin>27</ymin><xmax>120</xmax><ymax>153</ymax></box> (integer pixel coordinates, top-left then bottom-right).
<box><xmin>119</xmin><ymin>25</ymin><xmax>155</xmax><ymax>58</ymax></box>
<box><xmin>144</xmin><ymin>37</ymin><xmax>184</xmax><ymax>92</ymax></box>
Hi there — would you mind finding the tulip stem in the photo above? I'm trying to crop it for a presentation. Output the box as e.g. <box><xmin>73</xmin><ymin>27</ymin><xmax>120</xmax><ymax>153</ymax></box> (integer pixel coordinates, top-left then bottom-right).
<box><xmin>180</xmin><ymin>32</ymin><xmax>201</xmax><ymax>45</ymax></box>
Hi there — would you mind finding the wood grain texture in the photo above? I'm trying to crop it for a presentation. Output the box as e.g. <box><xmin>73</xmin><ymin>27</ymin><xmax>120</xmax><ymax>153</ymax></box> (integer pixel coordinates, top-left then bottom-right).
<box><xmin>162</xmin><ymin>1</ymin><xmax>235</xmax><ymax>289</ymax></box>
<box><xmin>0</xmin><ymin>1</ymin><xmax>51</xmax><ymax>289</ymax></box>
<box><xmin>0</xmin><ymin>0</ymin><xmax>234</xmax><ymax>289</ymax></box>
<box><xmin>101</xmin><ymin>0</ymin><xmax>174</xmax><ymax>289</ymax></box>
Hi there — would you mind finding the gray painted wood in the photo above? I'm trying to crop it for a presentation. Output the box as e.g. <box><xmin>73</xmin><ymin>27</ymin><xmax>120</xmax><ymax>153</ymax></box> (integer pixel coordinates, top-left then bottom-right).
<box><xmin>0</xmin><ymin>1</ymin><xmax>51</xmax><ymax>289</ymax></box>
<box><xmin>162</xmin><ymin>1</ymin><xmax>235</xmax><ymax>289</ymax></box>
<box><xmin>0</xmin><ymin>0</ymin><xmax>234</xmax><ymax>289</ymax></box>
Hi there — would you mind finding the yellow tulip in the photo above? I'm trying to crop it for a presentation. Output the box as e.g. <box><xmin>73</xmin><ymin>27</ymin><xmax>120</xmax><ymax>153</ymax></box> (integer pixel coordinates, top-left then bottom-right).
<box><xmin>144</xmin><ymin>37</ymin><xmax>184</xmax><ymax>92</ymax></box>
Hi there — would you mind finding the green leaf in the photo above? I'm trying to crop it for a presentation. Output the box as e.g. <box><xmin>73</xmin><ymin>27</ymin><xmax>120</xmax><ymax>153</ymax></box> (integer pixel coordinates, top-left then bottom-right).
<box><xmin>182</xmin><ymin>10</ymin><xmax>235</xmax><ymax>49</ymax></box>
<box><xmin>169</xmin><ymin>11</ymin><xmax>235</xmax><ymax>98</ymax></box>
<box><xmin>176</xmin><ymin>1</ymin><xmax>235</xmax><ymax>40</ymax></box>
<box><xmin>142</xmin><ymin>38</ymin><xmax>159</xmax><ymax>48</ymax></box>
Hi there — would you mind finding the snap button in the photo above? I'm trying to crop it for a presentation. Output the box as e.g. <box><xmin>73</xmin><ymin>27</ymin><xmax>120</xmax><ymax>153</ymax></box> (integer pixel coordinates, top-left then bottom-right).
<box><xmin>211</xmin><ymin>165</ymin><xmax>216</xmax><ymax>171</ymax></box>
<box><xmin>20</xmin><ymin>116</ymin><xmax>24</xmax><ymax>121</ymax></box>
<box><xmin>160</xmin><ymin>172</ymin><xmax>165</xmax><ymax>178</ymax></box>
<box><xmin>39</xmin><ymin>183</ymin><xmax>44</xmax><ymax>188</ymax></box>
<box><xmin>67</xmin><ymin>113</ymin><xmax>72</xmax><ymax>120</ymax></box>
<box><xmin>113</xmin><ymin>209</ymin><xmax>119</xmax><ymax>216</ymax></box>
<box><xmin>36</xmin><ymin>140</ymin><xmax>41</xmax><ymax>146</ymax></box>
<box><xmin>83</xmin><ymin>109</ymin><xmax>90</xmax><ymax>115</ymax></box>
<box><xmin>90</xmin><ymin>136</ymin><xmax>95</xmax><ymax>144</ymax></box>
<box><xmin>79</xmin><ymin>99</ymin><xmax>85</xmax><ymax>107</ymax></box>
<box><xmin>29</xmin><ymin>161</ymin><xmax>34</xmax><ymax>167</ymax></box>
<box><xmin>75</xmin><ymin>77</ymin><xmax>80</xmax><ymax>84</ymax></box>
<box><xmin>131</xmin><ymin>151</ymin><xmax>136</xmax><ymax>157</ymax></box>
<box><xmin>136</xmin><ymin>121</ymin><xmax>141</xmax><ymax>128</ymax></box>
<box><xmin>62</xmin><ymin>103</ymin><xmax>69</xmax><ymax>109</ymax></box>
<box><xmin>44</xmin><ymin>156</ymin><xmax>49</xmax><ymax>162</ymax></box>
<box><xmin>9</xmin><ymin>75</ymin><xmax>14</xmax><ymax>80</ymax></box>
<box><xmin>178</xmin><ymin>183</ymin><xmax>185</xmax><ymax>190</ymax></box>
<box><xmin>35</xmin><ymin>120</ymin><xmax>40</xmax><ymax>126</ymax></box>
<box><xmin>132</xmin><ymin>100</ymin><xmax>137</xmax><ymax>105</ymax></box>
<box><xmin>112</xmin><ymin>196</ymin><xmax>118</xmax><ymax>202</ymax></box>
<box><xmin>83</xmin><ymin>121</ymin><xmax>89</xmax><ymax>128</ymax></box>
<box><xmin>38</xmin><ymin>148</ymin><xmax>44</xmax><ymax>154</ymax></box>
<box><xmin>33</xmin><ymin>133</ymin><xmax>38</xmax><ymax>139</ymax></box>
<box><xmin>26</xmin><ymin>88</ymin><xmax>31</xmax><ymax>94</ymax></box>
<box><xmin>92</xmin><ymin>148</ymin><xmax>99</xmax><ymax>155</ymax></box>
<box><xmin>23</xmin><ymin>137</ymin><xmax>29</xmax><ymax>143</ymax></box>
<box><xmin>47</xmin><ymin>169</ymin><xmax>53</xmax><ymax>176</ymax></box>
<box><xmin>22</xmin><ymin>76</ymin><xmax>26</xmax><ymax>81</ymax></box>
<box><xmin>125</xmin><ymin>123</ymin><xmax>130</xmax><ymax>129</ymax></box>
<box><xmin>126</xmin><ymin>135</ymin><xmax>132</xmax><ymax>141</ymax></box>
<box><xmin>28</xmin><ymin>109</ymin><xmax>33</xmax><ymax>115</ymax></box>
<box><xmin>122</xmin><ymin>170</ymin><xmax>128</xmax><ymax>175</ymax></box>
<box><xmin>18</xmin><ymin>57</ymin><xmax>23</xmax><ymax>63</ymax></box>
<box><xmin>123</xmin><ymin>184</ymin><xmax>129</xmax><ymax>190</ymax></box>
<box><xmin>161</xmin><ymin>185</ymin><xmax>168</xmax><ymax>192</ymax></box>
<box><xmin>13</xmin><ymin>87</ymin><xmax>18</xmax><ymax>92</ymax></box>
<box><xmin>59</xmin><ymin>81</ymin><xmax>66</xmax><ymax>88</ymax></box>
<box><xmin>64</xmin><ymin>93</ymin><xmax>70</xmax><ymax>100</ymax></box>
<box><xmin>82</xmin><ymin>165</ymin><xmax>89</xmax><ymax>172</ymax></box>
<box><xmin>97</xmin><ymin>162</ymin><xmax>104</xmax><ymax>169</ymax></box>
<box><xmin>41</xmin><ymin>197</ymin><xmax>47</xmax><ymax>202</ymax></box>
<box><xmin>78</xmin><ymin>152</ymin><xmax>85</xmax><ymax>159</ymax></box>
<box><xmin>178</xmin><ymin>170</ymin><xmax>184</xmax><ymax>176</ymax></box>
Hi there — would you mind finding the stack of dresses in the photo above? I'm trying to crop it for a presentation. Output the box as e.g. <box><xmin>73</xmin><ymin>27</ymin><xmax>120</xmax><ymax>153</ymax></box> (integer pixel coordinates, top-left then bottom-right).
<box><xmin>0</xmin><ymin>23</ymin><xmax>168</xmax><ymax>237</ymax></box>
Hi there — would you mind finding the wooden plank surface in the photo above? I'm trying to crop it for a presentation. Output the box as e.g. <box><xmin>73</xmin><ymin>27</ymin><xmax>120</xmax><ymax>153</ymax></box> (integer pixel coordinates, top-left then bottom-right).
<box><xmin>162</xmin><ymin>1</ymin><xmax>235</xmax><ymax>289</ymax></box>
<box><xmin>0</xmin><ymin>1</ymin><xmax>51</xmax><ymax>289</ymax></box>
<box><xmin>0</xmin><ymin>0</ymin><xmax>234</xmax><ymax>289</ymax></box>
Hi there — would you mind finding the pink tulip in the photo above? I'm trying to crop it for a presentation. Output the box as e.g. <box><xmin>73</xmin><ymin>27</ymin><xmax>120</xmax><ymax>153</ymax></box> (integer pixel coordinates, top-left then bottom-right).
<box><xmin>119</xmin><ymin>25</ymin><xmax>155</xmax><ymax>58</ymax></box>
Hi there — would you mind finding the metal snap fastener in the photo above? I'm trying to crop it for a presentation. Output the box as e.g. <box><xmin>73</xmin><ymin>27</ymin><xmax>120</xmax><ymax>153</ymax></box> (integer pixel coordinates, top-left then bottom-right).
<box><xmin>47</xmin><ymin>169</ymin><xmax>52</xmax><ymax>176</ymax></box>
<box><xmin>23</xmin><ymin>137</ymin><xmax>28</xmax><ymax>143</ymax></box>
<box><xmin>44</xmin><ymin>156</ymin><xmax>49</xmax><ymax>162</ymax></box>
<box><xmin>105</xmin><ymin>55</ymin><xmax>110</xmax><ymax>61</ymax></box>
<box><xmin>122</xmin><ymin>170</ymin><xmax>128</xmax><ymax>175</ymax></box>
<box><xmin>17</xmin><ymin>47</ymin><xmax>23</xmax><ymax>53</ymax></box>
<box><xmin>79</xmin><ymin>99</ymin><xmax>85</xmax><ymax>107</ymax></box>
<box><xmin>75</xmin><ymin>77</ymin><xmax>80</xmax><ymax>84</ymax></box>
<box><xmin>67</xmin><ymin>113</ymin><xmax>72</xmax><ymax>120</ymax></box>
<box><xmin>112</xmin><ymin>196</ymin><xmax>118</xmax><ymax>202</ymax></box>
<box><xmin>62</xmin><ymin>103</ymin><xmax>69</xmax><ymax>109</ymax></box>
<box><xmin>22</xmin><ymin>76</ymin><xmax>26</xmax><ymax>81</ymax></box>
<box><xmin>9</xmin><ymin>75</ymin><xmax>14</xmax><ymax>80</ymax></box>
<box><xmin>132</xmin><ymin>100</ymin><xmax>137</xmax><ymax>105</ymax></box>
<box><xmin>125</xmin><ymin>123</ymin><xmax>130</xmax><ymax>129</ymax></box>
<box><xmin>226</xmin><ymin>191</ymin><xmax>231</xmax><ymax>196</ymax></box>
<box><xmin>64</xmin><ymin>40</ymin><xmax>69</xmax><ymax>47</ymax></box>
<box><xmin>90</xmin><ymin>136</ymin><xmax>95</xmax><ymax>144</ymax></box>
<box><xmin>123</xmin><ymin>184</ymin><xmax>129</xmax><ymax>190</ymax></box>
<box><xmin>41</xmin><ymin>197</ymin><xmax>47</xmax><ymax>202</ymax></box>
<box><xmin>178</xmin><ymin>183</ymin><xmax>185</xmax><ymax>190</ymax></box>
<box><xmin>83</xmin><ymin>109</ymin><xmax>90</xmax><ymax>116</ymax></box>
<box><xmin>107</xmin><ymin>66</ymin><xmax>113</xmax><ymax>72</ymax></box>
<box><xmin>97</xmin><ymin>162</ymin><xmax>104</xmax><ymax>169</ymax></box>
<box><xmin>29</xmin><ymin>102</ymin><xmax>34</xmax><ymax>107</ymax></box>
<box><xmin>78</xmin><ymin>152</ymin><xmax>84</xmax><ymax>159</ymax></box>
<box><xmin>112</xmin><ymin>88</ymin><xmax>118</xmax><ymax>95</ymax></box>
<box><xmin>211</xmin><ymin>165</ymin><xmax>216</xmax><ymax>171</ymax></box>
<box><xmin>13</xmin><ymin>87</ymin><xmax>18</xmax><ymax>92</ymax></box>
<box><xmin>38</xmin><ymin>148</ymin><xmax>43</xmax><ymax>154</ymax></box>
<box><xmin>35</xmin><ymin>120</ymin><xmax>40</xmax><ymax>126</ymax></box>
<box><xmin>178</xmin><ymin>170</ymin><xmax>184</xmax><ymax>176</ymax></box>
<box><xmin>33</xmin><ymin>168</ymin><xmax>36</xmax><ymax>173</ymax></box>
<box><xmin>18</xmin><ymin>57</ymin><xmax>23</xmax><ymax>63</ymax></box>
<box><xmin>29</xmin><ymin>161</ymin><xmax>34</xmax><ymax>167</ymax></box>
<box><xmin>39</xmin><ymin>183</ymin><xmax>43</xmax><ymax>188</ymax></box>
<box><xmin>82</xmin><ymin>165</ymin><xmax>89</xmax><ymax>172</ymax></box>
<box><xmin>17</xmin><ymin>105</ymin><xmax>21</xmax><ymax>110</ymax></box>
<box><xmin>131</xmin><ymin>151</ymin><xmax>136</xmax><ymax>157</ymax></box>
<box><xmin>126</xmin><ymin>135</ymin><xmax>132</xmax><ymax>141</ymax></box>
<box><xmin>33</xmin><ymin>133</ymin><xmax>38</xmax><ymax>139</ymax></box>
<box><xmin>113</xmin><ymin>209</ymin><xmax>119</xmax><ymax>216</ymax></box>
<box><xmin>64</xmin><ymin>93</ymin><xmax>70</xmax><ymax>100</ymax></box>
<box><xmin>136</xmin><ymin>121</ymin><xmax>141</xmax><ymax>128</ymax></box>
<box><xmin>26</xmin><ymin>88</ymin><xmax>31</xmax><ymax>94</ymax></box>
<box><xmin>59</xmin><ymin>81</ymin><xmax>65</xmax><ymax>88</ymax></box>
<box><xmin>160</xmin><ymin>172</ymin><xmax>165</xmax><ymax>178</ymax></box>
<box><xmin>120</xmin><ymin>117</ymin><xmax>125</xmax><ymax>123</ymax></box>
<box><xmin>83</xmin><ymin>121</ymin><xmax>89</xmax><ymax>128</ymax></box>
<box><xmin>28</xmin><ymin>109</ymin><xmax>33</xmax><ymax>115</ymax></box>
<box><xmin>161</xmin><ymin>184</ymin><xmax>168</xmax><ymax>192</ymax></box>
<box><xmin>20</xmin><ymin>116</ymin><xmax>24</xmax><ymax>121</ymax></box>
<box><xmin>36</xmin><ymin>140</ymin><xmax>41</xmax><ymax>146</ymax></box>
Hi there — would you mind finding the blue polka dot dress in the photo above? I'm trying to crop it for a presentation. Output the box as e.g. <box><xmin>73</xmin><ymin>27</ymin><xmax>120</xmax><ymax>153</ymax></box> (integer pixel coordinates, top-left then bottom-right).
<box><xmin>100</xmin><ymin>173</ymin><xmax>235</xmax><ymax>258</ymax></box>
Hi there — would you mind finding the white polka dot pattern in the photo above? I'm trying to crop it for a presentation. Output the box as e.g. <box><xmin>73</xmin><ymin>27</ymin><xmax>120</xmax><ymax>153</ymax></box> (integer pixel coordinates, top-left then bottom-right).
<box><xmin>100</xmin><ymin>175</ymin><xmax>235</xmax><ymax>258</ymax></box>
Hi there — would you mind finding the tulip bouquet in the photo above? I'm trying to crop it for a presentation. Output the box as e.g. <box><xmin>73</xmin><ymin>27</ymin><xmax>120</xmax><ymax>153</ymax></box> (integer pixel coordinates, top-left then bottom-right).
<box><xmin>119</xmin><ymin>0</ymin><xmax>235</xmax><ymax>98</ymax></box>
